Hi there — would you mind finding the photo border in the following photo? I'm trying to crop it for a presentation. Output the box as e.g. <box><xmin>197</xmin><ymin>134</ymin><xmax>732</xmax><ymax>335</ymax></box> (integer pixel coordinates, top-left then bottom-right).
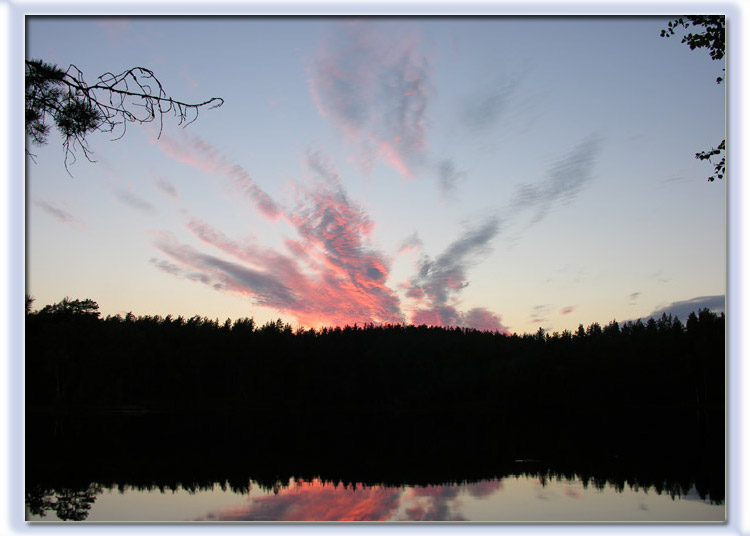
<box><xmin>2</xmin><ymin>0</ymin><xmax>746</xmax><ymax>534</ymax></box>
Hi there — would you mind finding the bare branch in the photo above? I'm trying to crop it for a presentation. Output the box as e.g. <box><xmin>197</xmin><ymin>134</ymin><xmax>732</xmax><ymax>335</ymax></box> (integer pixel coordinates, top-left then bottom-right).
<box><xmin>25</xmin><ymin>59</ymin><xmax>224</xmax><ymax>173</ymax></box>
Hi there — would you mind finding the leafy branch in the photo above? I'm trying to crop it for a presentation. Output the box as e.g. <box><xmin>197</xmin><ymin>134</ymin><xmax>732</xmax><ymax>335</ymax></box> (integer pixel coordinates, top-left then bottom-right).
<box><xmin>661</xmin><ymin>16</ymin><xmax>725</xmax><ymax>181</ymax></box>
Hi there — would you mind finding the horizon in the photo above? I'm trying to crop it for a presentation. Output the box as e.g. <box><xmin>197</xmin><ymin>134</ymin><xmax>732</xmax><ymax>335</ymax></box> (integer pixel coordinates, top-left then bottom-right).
<box><xmin>26</xmin><ymin>292</ymin><xmax>725</xmax><ymax>337</ymax></box>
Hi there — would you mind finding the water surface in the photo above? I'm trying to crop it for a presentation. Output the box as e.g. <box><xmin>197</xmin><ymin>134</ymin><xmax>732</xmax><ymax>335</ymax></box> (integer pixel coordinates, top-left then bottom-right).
<box><xmin>27</xmin><ymin>476</ymin><xmax>724</xmax><ymax>522</ymax></box>
<box><xmin>25</xmin><ymin>409</ymin><xmax>725</xmax><ymax>522</ymax></box>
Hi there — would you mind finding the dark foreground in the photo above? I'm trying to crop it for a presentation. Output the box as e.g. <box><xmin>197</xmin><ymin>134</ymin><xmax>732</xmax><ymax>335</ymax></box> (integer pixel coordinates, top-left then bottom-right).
<box><xmin>27</xmin><ymin>406</ymin><xmax>724</xmax><ymax>521</ymax></box>
<box><xmin>25</xmin><ymin>299</ymin><xmax>725</xmax><ymax>520</ymax></box>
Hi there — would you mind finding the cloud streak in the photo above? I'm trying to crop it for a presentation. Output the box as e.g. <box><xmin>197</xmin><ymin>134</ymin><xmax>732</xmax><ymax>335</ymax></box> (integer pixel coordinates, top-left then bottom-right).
<box><xmin>156</xmin><ymin>133</ymin><xmax>280</xmax><ymax>220</ymax></box>
<box><xmin>34</xmin><ymin>200</ymin><xmax>77</xmax><ymax>224</ymax></box>
<box><xmin>405</xmin><ymin>217</ymin><xmax>509</xmax><ymax>333</ymax></box>
<box><xmin>511</xmin><ymin>135</ymin><xmax>601</xmax><ymax>224</ymax></box>
<box><xmin>151</xmin><ymin>151</ymin><xmax>405</xmax><ymax>328</ymax></box>
<box><xmin>152</xmin><ymin>130</ymin><xmax>508</xmax><ymax>331</ymax></box>
<box><xmin>154</xmin><ymin>177</ymin><xmax>178</xmax><ymax>199</ymax></box>
<box><xmin>308</xmin><ymin>20</ymin><xmax>430</xmax><ymax>177</ymax></box>
<box><xmin>113</xmin><ymin>188</ymin><xmax>155</xmax><ymax>213</ymax></box>
<box><xmin>437</xmin><ymin>159</ymin><xmax>465</xmax><ymax>194</ymax></box>
<box><xmin>560</xmin><ymin>305</ymin><xmax>577</xmax><ymax>315</ymax></box>
<box><xmin>462</xmin><ymin>79</ymin><xmax>519</xmax><ymax>134</ymax></box>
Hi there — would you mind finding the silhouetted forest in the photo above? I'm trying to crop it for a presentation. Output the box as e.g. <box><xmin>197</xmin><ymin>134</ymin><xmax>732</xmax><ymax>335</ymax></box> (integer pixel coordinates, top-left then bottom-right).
<box><xmin>26</xmin><ymin>297</ymin><xmax>725</xmax><ymax>520</ymax></box>
<box><xmin>26</xmin><ymin>297</ymin><xmax>724</xmax><ymax>415</ymax></box>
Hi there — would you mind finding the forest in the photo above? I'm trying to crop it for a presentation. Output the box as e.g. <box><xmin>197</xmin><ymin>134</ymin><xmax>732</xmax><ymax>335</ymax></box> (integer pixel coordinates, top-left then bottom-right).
<box><xmin>25</xmin><ymin>297</ymin><xmax>726</xmax><ymax>520</ymax></box>
<box><xmin>26</xmin><ymin>297</ymin><xmax>725</xmax><ymax>416</ymax></box>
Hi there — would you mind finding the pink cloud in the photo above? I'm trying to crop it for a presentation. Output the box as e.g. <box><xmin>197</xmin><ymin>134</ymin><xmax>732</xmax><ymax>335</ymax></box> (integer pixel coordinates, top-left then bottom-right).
<box><xmin>152</xmin><ymin>153</ymin><xmax>404</xmax><ymax>328</ymax></box>
<box><xmin>155</xmin><ymin>133</ymin><xmax>225</xmax><ymax>173</ymax></box>
<box><xmin>405</xmin><ymin>218</ymin><xmax>508</xmax><ymax>332</ymax></box>
<box><xmin>560</xmin><ymin>305</ymin><xmax>577</xmax><ymax>315</ymax></box>
<box><xmin>151</xmin><ymin>142</ymin><xmax>505</xmax><ymax>332</ymax></box>
<box><xmin>308</xmin><ymin>21</ymin><xmax>430</xmax><ymax>178</ymax></box>
<box><xmin>461</xmin><ymin>308</ymin><xmax>509</xmax><ymax>333</ymax></box>
<box><xmin>397</xmin><ymin>232</ymin><xmax>423</xmax><ymax>255</ymax></box>
<box><xmin>411</xmin><ymin>306</ymin><xmax>509</xmax><ymax>334</ymax></box>
<box><xmin>155</xmin><ymin>133</ymin><xmax>280</xmax><ymax>220</ymax></box>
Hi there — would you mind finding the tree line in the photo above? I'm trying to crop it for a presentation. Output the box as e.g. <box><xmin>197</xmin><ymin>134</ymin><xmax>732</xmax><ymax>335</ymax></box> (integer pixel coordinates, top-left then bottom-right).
<box><xmin>26</xmin><ymin>297</ymin><xmax>725</xmax><ymax>416</ymax></box>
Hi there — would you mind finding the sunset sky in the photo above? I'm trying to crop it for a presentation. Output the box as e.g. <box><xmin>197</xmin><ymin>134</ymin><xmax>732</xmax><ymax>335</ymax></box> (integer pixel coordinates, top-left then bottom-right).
<box><xmin>25</xmin><ymin>15</ymin><xmax>726</xmax><ymax>334</ymax></box>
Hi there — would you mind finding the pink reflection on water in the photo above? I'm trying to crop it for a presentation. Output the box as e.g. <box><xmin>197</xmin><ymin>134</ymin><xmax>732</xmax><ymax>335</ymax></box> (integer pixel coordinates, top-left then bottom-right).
<box><xmin>204</xmin><ymin>478</ymin><xmax>504</xmax><ymax>521</ymax></box>
<box><xmin>211</xmin><ymin>480</ymin><xmax>401</xmax><ymax>521</ymax></box>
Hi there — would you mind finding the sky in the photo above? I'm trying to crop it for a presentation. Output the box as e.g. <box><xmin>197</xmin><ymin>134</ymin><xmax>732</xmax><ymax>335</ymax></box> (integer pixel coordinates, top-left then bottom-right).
<box><xmin>25</xmin><ymin>15</ymin><xmax>726</xmax><ymax>335</ymax></box>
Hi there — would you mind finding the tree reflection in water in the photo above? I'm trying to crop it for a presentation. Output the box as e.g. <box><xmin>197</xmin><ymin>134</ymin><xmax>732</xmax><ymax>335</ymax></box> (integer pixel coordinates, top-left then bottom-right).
<box><xmin>26</xmin><ymin>408</ymin><xmax>724</xmax><ymax>521</ymax></box>
<box><xmin>26</xmin><ymin>484</ymin><xmax>102</xmax><ymax>521</ymax></box>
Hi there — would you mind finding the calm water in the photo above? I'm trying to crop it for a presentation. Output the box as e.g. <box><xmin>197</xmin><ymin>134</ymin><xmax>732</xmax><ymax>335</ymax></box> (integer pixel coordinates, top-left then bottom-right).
<box><xmin>26</xmin><ymin>476</ymin><xmax>724</xmax><ymax>522</ymax></box>
<box><xmin>25</xmin><ymin>409</ymin><xmax>725</xmax><ymax>522</ymax></box>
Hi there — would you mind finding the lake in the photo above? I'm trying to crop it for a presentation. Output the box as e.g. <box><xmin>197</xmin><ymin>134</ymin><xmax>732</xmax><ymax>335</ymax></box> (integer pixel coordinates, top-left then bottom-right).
<box><xmin>25</xmin><ymin>408</ymin><xmax>725</xmax><ymax>522</ymax></box>
<box><xmin>26</xmin><ymin>475</ymin><xmax>724</xmax><ymax>522</ymax></box>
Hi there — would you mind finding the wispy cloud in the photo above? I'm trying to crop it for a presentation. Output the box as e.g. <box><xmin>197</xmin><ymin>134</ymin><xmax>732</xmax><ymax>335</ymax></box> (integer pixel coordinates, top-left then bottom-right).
<box><xmin>151</xmin><ymin>150</ymin><xmax>404</xmax><ymax>327</ymax></box>
<box><xmin>510</xmin><ymin>135</ymin><xmax>602</xmax><ymax>224</ymax></box>
<box><xmin>462</xmin><ymin>79</ymin><xmax>519</xmax><ymax>134</ymax></box>
<box><xmin>397</xmin><ymin>231</ymin><xmax>423</xmax><ymax>255</ymax></box>
<box><xmin>153</xmin><ymin>137</ymin><xmax>508</xmax><ymax>331</ymax></box>
<box><xmin>530</xmin><ymin>304</ymin><xmax>550</xmax><ymax>324</ymax></box>
<box><xmin>559</xmin><ymin>305</ymin><xmax>577</xmax><ymax>315</ymax></box>
<box><xmin>154</xmin><ymin>177</ymin><xmax>178</xmax><ymax>199</ymax></box>
<box><xmin>149</xmin><ymin>258</ymin><xmax>183</xmax><ymax>276</ymax></box>
<box><xmin>34</xmin><ymin>200</ymin><xmax>77</xmax><ymax>224</ymax></box>
<box><xmin>154</xmin><ymin>232</ymin><xmax>299</xmax><ymax>307</ymax></box>
<box><xmin>113</xmin><ymin>188</ymin><xmax>155</xmax><ymax>213</ymax></box>
<box><xmin>308</xmin><ymin>20</ymin><xmax>430</xmax><ymax>177</ymax></box>
<box><xmin>156</xmin><ymin>133</ymin><xmax>281</xmax><ymax>220</ymax></box>
<box><xmin>436</xmin><ymin>159</ymin><xmax>465</xmax><ymax>194</ymax></box>
<box><xmin>405</xmin><ymin>217</ymin><xmax>508</xmax><ymax>332</ymax></box>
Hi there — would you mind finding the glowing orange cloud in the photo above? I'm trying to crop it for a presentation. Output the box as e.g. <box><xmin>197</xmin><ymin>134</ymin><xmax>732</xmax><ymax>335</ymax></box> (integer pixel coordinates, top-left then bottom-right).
<box><xmin>155</xmin><ymin>152</ymin><xmax>404</xmax><ymax>327</ymax></box>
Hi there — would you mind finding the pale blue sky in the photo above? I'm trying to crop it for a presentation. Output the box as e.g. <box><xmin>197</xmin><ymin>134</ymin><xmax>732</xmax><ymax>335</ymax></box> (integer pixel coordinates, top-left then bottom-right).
<box><xmin>25</xmin><ymin>15</ymin><xmax>725</xmax><ymax>334</ymax></box>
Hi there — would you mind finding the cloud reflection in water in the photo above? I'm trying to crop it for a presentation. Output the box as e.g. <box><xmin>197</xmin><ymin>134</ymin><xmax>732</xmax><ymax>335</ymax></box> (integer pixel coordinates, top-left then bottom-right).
<box><xmin>203</xmin><ymin>479</ymin><xmax>503</xmax><ymax>521</ymax></box>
